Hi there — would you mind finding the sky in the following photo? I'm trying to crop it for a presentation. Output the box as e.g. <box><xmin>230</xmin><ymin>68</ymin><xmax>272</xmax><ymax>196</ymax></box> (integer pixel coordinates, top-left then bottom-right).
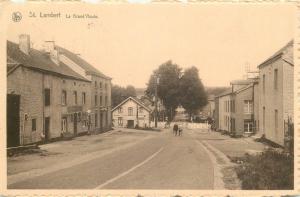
<box><xmin>6</xmin><ymin>3</ymin><xmax>296</xmax><ymax>88</ymax></box>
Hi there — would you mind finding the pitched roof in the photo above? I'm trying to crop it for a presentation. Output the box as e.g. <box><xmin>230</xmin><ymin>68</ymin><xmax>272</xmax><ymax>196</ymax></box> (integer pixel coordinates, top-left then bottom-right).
<box><xmin>215</xmin><ymin>87</ymin><xmax>232</xmax><ymax>98</ymax></box>
<box><xmin>7</xmin><ymin>40</ymin><xmax>90</xmax><ymax>82</ymax></box>
<box><xmin>56</xmin><ymin>46</ymin><xmax>111</xmax><ymax>80</ymax></box>
<box><xmin>112</xmin><ymin>96</ymin><xmax>152</xmax><ymax>112</ymax></box>
<box><xmin>258</xmin><ymin>40</ymin><xmax>293</xmax><ymax>69</ymax></box>
<box><xmin>230</xmin><ymin>79</ymin><xmax>254</xmax><ymax>85</ymax></box>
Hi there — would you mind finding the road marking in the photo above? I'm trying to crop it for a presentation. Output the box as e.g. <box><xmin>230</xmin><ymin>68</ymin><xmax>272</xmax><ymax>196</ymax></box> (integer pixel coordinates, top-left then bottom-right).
<box><xmin>94</xmin><ymin>147</ymin><xmax>164</xmax><ymax>189</ymax></box>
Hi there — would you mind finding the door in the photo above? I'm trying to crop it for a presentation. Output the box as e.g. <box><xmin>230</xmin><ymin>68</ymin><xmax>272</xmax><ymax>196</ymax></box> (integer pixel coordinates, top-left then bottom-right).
<box><xmin>7</xmin><ymin>94</ymin><xmax>20</xmax><ymax>147</ymax></box>
<box><xmin>44</xmin><ymin>117</ymin><xmax>50</xmax><ymax>141</ymax></box>
<box><xmin>73</xmin><ymin>113</ymin><xmax>77</xmax><ymax>135</ymax></box>
<box><xmin>127</xmin><ymin>120</ymin><xmax>134</xmax><ymax>128</ymax></box>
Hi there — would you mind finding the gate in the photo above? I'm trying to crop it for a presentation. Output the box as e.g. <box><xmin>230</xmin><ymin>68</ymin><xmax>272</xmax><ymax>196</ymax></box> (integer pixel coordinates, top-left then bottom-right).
<box><xmin>7</xmin><ymin>94</ymin><xmax>20</xmax><ymax>147</ymax></box>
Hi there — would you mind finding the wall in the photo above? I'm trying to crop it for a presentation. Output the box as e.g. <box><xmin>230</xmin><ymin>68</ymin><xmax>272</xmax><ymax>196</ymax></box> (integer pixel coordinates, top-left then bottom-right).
<box><xmin>253</xmin><ymin>82</ymin><xmax>260</xmax><ymax>134</ymax></box>
<box><xmin>218</xmin><ymin>94</ymin><xmax>231</xmax><ymax>132</ymax></box>
<box><xmin>7</xmin><ymin>67</ymin><xmax>43</xmax><ymax>145</ymax></box>
<box><xmin>259</xmin><ymin>57</ymin><xmax>284</xmax><ymax>146</ymax></box>
<box><xmin>233</xmin><ymin>87</ymin><xmax>253</xmax><ymax>135</ymax></box>
<box><xmin>112</xmin><ymin>98</ymin><xmax>150</xmax><ymax>128</ymax></box>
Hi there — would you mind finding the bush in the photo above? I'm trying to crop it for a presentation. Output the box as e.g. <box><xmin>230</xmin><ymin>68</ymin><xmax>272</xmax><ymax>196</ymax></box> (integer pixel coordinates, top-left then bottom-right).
<box><xmin>235</xmin><ymin>149</ymin><xmax>294</xmax><ymax>189</ymax></box>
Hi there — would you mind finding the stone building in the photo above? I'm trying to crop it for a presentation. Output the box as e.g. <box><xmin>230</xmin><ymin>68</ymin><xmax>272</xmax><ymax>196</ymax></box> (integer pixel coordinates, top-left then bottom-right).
<box><xmin>57</xmin><ymin>46</ymin><xmax>112</xmax><ymax>133</ymax></box>
<box><xmin>258</xmin><ymin>41</ymin><xmax>293</xmax><ymax>146</ymax></box>
<box><xmin>7</xmin><ymin>35</ymin><xmax>92</xmax><ymax>147</ymax></box>
<box><xmin>112</xmin><ymin>97</ymin><xmax>151</xmax><ymax>128</ymax></box>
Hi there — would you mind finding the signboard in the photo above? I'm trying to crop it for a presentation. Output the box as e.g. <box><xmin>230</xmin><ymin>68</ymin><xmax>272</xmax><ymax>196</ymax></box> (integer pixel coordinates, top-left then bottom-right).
<box><xmin>67</xmin><ymin>105</ymin><xmax>83</xmax><ymax>113</ymax></box>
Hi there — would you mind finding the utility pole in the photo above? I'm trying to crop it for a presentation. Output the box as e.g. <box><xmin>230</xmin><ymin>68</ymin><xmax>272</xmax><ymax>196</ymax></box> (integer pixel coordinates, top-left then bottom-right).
<box><xmin>154</xmin><ymin>75</ymin><xmax>159</xmax><ymax>128</ymax></box>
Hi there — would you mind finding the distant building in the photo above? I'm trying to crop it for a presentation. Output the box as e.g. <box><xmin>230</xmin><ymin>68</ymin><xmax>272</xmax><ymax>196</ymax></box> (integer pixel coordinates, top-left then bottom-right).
<box><xmin>7</xmin><ymin>35</ymin><xmax>92</xmax><ymax>147</ymax></box>
<box><xmin>258</xmin><ymin>41</ymin><xmax>293</xmax><ymax>146</ymax></box>
<box><xmin>112</xmin><ymin>97</ymin><xmax>152</xmax><ymax>128</ymax></box>
<box><xmin>215</xmin><ymin>78</ymin><xmax>258</xmax><ymax>136</ymax></box>
<box><xmin>230</xmin><ymin>79</ymin><xmax>259</xmax><ymax>136</ymax></box>
<box><xmin>200</xmin><ymin>95</ymin><xmax>215</xmax><ymax>119</ymax></box>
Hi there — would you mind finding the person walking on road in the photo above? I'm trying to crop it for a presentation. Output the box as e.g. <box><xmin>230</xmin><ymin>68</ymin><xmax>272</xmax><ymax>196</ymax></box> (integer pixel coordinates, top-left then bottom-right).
<box><xmin>173</xmin><ymin>124</ymin><xmax>178</xmax><ymax>136</ymax></box>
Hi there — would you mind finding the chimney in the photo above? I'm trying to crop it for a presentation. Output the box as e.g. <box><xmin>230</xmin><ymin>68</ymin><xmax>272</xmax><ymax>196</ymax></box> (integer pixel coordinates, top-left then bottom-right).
<box><xmin>19</xmin><ymin>34</ymin><xmax>30</xmax><ymax>55</ymax></box>
<box><xmin>44</xmin><ymin>40</ymin><xmax>60</xmax><ymax>65</ymax></box>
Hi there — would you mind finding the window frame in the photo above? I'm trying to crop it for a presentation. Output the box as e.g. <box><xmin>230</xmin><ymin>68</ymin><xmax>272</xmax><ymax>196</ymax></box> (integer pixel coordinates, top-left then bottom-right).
<box><xmin>32</xmin><ymin>118</ymin><xmax>37</xmax><ymax>132</ymax></box>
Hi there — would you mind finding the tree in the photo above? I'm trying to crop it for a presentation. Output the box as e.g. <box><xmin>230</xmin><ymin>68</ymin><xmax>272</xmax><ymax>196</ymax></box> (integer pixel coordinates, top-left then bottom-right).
<box><xmin>146</xmin><ymin>60</ymin><xmax>181</xmax><ymax>120</ymax></box>
<box><xmin>111</xmin><ymin>85</ymin><xmax>137</xmax><ymax>107</ymax></box>
<box><xmin>179</xmin><ymin>66</ymin><xmax>208</xmax><ymax>120</ymax></box>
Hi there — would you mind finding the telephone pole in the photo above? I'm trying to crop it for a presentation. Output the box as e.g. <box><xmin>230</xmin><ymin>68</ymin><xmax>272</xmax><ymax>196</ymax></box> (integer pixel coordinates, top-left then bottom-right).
<box><xmin>154</xmin><ymin>75</ymin><xmax>159</xmax><ymax>128</ymax></box>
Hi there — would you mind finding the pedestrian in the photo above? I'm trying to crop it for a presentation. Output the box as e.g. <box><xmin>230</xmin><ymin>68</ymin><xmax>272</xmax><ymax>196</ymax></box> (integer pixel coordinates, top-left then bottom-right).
<box><xmin>173</xmin><ymin>124</ymin><xmax>178</xmax><ymax>136</ymax></box>
<box><xmin>178</xmin><ymin>128</ymin><xmax>183</xmax><ymax>136</ymax></box>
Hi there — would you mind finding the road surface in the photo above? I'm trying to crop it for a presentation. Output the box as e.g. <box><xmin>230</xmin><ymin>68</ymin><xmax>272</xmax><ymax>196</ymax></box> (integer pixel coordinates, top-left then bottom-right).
<box><xmin>8</xmin><ymin>128</ymin><xmax>215</xmax><ymax>189</ymax></box>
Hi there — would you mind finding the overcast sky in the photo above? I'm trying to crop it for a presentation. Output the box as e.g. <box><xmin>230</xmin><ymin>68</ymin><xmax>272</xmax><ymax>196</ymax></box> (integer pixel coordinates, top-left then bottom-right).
<box><xmin>7</xmin><ymin>3</ymin><xmax>295</xmax><ymax>88</ymax></box>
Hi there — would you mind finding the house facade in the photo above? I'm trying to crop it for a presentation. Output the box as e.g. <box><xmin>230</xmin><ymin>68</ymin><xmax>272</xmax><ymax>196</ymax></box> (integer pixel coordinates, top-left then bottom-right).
<box><xmin>112</xmin><ymin>97</ymin><xmax>151</xmax><ymax>128</ymax></box>
<box><xmin>7</xmin><ymin>35</ymin><xmax>92</xmax><ymax>147</ymax></box>
<box><xmin>57</xmin><ymin>46</ymin><xmax>112</xmax><ymax>133</ymax></box>
<box><xmin>258</xmin><ymin>41</ymin><xmax>293</xmax><ymax>146</ymax></box>
<box><xmin>215</xmin><ymin>79</ymin><xmax>259</xmax><ymax>136</ymax></box>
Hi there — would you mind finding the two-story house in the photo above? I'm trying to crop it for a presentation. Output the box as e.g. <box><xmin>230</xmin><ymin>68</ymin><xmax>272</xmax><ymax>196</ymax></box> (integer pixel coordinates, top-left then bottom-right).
<box><xmin>258</xmin><ymin>40</ymin><xmax>293</xmax><ymax>146</ymax></box>
<box><xmin>7</xmin><ymin>35</ymin><xmax>91</xmax><ymax>147</ymax></box>
<box><xmin>112</xmin><ymin>97</ymin><xmax>151</xmax><ymax>128</ymax></box>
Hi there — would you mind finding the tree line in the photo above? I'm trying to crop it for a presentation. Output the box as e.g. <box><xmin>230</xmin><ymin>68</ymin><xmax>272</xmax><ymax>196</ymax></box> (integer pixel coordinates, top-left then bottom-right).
<box><xmin>145</xmin><ymin>60</ymin><xmax>207</xmax><ymax>120</ymax></box>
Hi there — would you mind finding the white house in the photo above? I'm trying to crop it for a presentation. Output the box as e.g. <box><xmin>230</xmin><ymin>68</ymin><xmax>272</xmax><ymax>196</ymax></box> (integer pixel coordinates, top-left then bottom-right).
<box><xmin>112</xmin><ymin>97</ymin><xmax>152</xmax><ymax>128</ymax></box>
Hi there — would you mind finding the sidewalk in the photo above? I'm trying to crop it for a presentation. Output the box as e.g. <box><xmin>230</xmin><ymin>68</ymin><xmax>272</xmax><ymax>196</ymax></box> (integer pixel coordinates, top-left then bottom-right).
<box><xmin>196</xmin><ymin>131</ymin><xmax>266</xmax><ymax>158</ymax></box>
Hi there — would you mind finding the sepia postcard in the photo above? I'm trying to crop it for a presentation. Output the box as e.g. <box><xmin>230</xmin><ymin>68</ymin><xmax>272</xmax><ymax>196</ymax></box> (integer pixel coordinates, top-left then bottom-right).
<box><xmin>0</xmin><ymin>1</ymin><xmax>299</xmax><ymax>196</ymax></box>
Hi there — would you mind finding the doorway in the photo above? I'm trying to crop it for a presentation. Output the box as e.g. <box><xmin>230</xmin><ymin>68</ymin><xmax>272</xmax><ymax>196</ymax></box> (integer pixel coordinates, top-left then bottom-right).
<box><xmin>127</xmin><ymin>120</ymin><xmax>134</xmax><ymax>128</ymax></box>
<box><xmin>7</xmin><ymin>94</ymin><xmax>20</xmax><ymax>147</ymax></box>
<box><xmin>73</xmin><ymin>113</ymin><xmax>77</xmax><ymax>135</ymax></box>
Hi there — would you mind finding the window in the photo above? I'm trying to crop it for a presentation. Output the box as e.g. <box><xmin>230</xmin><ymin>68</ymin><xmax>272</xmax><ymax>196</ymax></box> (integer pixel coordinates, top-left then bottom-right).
<box><xmin>105</xmin><ymin>96</ymin><xmax>108</xmax><ymax>106</ymax></box>
<box><xmin>263</xmin><ymin>74</ymin><xmax>266</xmax><ymax>94</ymax></box>
<box><xmin>118</xmin><ymin>117</ymin><xmax>123</xmax><ymax>126</ymax></box>
<box><xmin>139</xmin><ymin>107</ymin><xmax>143</xmax><ymax>113</ymax></box>
<box><xmin>275</xmin><ymin>109</ymin><xmax>278</xmax><ymax>133</ymax></box>
<box><xmin>94</xmin><ymin>81</ymin><xmax>97</xmax><ymax>87</ymax></box>
<box><xmin>274</xmin><ymin>69</ymin><xmax>278</xmax><ymax>90</ymax></box>
<box><xmin>100</xmin><ymin>82</ymin><xmax>102</xmax><ymax>89</ymax></box>
<box><xmin>62</xmin><ymin>90</ymin><xmax>67</xmax><ymax>105</ymax></box>
<box><xmin>82</xmin><ymin>92</ymin><xmax>86</xmax><ymax>104</ymax></box>
<box><xmin>95</xmin><ymin>94</ymin><xmax>98</xmax><ymax>106</ymax></box>
<box><xmin>105</xmin><ymin>83</ymin><xmax>107</xmax><ymax>90</ymax></box>
<box><xmin>61</xmin><ymin>117</ymin><xmax>67</xmax><ymax>132</ymax></box>
<box><xmin>128</xmin><ymin>107</ymin><xmax>133</xmax><ymax>116</ymax></box>
<box><xmin>32</xmin><ymin>119</ymin><xmax>36</xmax><ymax>132</ymax></box>
<box><xmin>100</xmin><ymin>96</ymin><xmax>103</xmax><ymax>106</ymax></box>
<box><xmin>73</xmin><ymin>91</ymin><xmax>77</xmax><ymax>105</ymax></box>
<box><xmin>118</xmin><ymin>107</ymin><xmax>123</xmax><ymax>113</ymax></box>
<box><xmin>95</xmin><ymin>111</ymin><xmax>98</xmax><ymax>127</ymax></box>
<box><xmin>232</xmin><ymin>100</ymin><xmax>235</xmax><ymax>112</ymax></box>
<box><xmin>45</xmin><ymin>88</ymin><xmax>50</xmax><ymax>106</ymax></box>
<box><xmin>244</xmin><ymin>100</ymin><xmax>253</xmax><ymax>114</ymax></box>
<box><xmin>244</xmin><ymin>120</ymin><xmax>253</xmax><ymax>133</ymax></box>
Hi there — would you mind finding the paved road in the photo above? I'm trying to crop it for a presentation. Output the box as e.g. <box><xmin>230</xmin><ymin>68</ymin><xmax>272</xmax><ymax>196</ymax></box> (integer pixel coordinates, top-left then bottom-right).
<box><xmin>8</xmin><ymin>129</ymin><xmax>214</xmax><ymax>189</ymax></box>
